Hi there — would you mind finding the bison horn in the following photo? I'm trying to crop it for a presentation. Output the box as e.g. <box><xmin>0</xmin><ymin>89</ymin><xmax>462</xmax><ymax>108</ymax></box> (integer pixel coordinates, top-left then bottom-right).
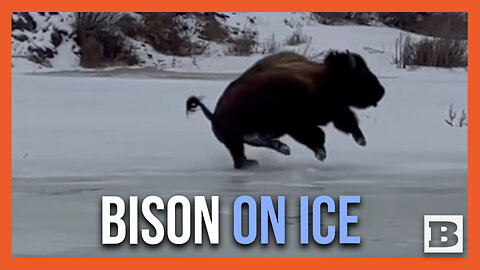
<box><xmin>347</xmin><ymin>50</ymin><xmax>356</xmax><ymax>69</ymax></box>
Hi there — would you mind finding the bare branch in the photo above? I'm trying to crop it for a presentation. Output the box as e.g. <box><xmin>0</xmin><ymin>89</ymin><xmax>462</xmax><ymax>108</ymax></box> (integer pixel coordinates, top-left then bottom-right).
<box><xmin>445</xmin><ymin>104</ymin><xmax>457</xmax><ymax>127</ymax></box>
<box><xmin>459</xmin><ymin>109</ymin><xmax>468</xmax><ymax>127</ymax></box>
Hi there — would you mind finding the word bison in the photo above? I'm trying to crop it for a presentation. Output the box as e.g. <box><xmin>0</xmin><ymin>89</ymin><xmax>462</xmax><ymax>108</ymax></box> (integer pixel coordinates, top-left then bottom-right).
<box><xmin>186</xmin><ymin>51</ymin><xmax>385</xmax><ymax>169</ymax></box>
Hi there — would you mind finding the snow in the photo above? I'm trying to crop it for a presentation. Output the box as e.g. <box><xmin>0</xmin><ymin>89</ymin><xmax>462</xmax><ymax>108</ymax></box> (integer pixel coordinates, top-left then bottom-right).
<box><xmin>12</xmin><ymin>12</ymin><xmax>79</xmax><ymax>71</ymax></box>
<box><xmin>11</xmin><ymin>13</ymin><xmax>467</xmax><ymax>257</ymax></box>
<box><xmin>12</xmin><ymin>13</ymin><xmax>74</xmax><ymax>57</ymax></box>
<box><xmin>11</xmin><ymin>12</ymin><xmax>425</xmax><ymax>74</ymax></box>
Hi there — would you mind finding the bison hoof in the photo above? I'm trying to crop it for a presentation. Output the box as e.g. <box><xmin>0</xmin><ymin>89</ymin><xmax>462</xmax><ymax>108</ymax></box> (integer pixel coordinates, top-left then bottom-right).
<box><xmin>234</xmin><ymin>159</ymin><xmax>259</xmax><ymax>169</ymax></box>
<box><xmin>315</xmin><ymin>148</ymin><xmax>327</xmax><ymax>161</ymax></box>
<box><xmin>278</xmin><ymin>144</ymin><xmax>291</xmax><ymax>155</ymax></box>
<box><xmin>354</xmin><ymin>135</ymin><xmax>367</xmax><ymax>147</ymax></box>
<box><xmin>272</xmin><ymin>141</ymin><xmax>290</xmax><ymax>155</ymax></box>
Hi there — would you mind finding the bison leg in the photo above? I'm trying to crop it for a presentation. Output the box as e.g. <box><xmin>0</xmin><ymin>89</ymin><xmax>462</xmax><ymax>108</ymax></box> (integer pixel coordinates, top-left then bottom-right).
<box><xmin>243</xmin><ymin>134</ymin><xmax>291</xmax><ymax>155</ymax></box>
<box><xmin>333</xmin><ymin>107</ymin><xmax>366</xmax><ymax>146</ymax></box>
<box><xmin>224</xmin><ymin>138</ymin><xmax>259</xmax><ymax>169</ymax></box>
<box><xmin>288</xmin><ymin>126</ymin><xmax>327</xmax><ymax>161</ymax></box>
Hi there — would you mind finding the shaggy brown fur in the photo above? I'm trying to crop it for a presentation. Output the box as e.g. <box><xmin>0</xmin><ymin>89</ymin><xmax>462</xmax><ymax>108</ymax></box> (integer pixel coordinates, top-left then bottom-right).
<box><xmin>235</xmin><ymin>51</ymin><xmax>322</xmax><ymax>88</ymax></box>
<box><xmin>187</xmin><ymin>51</ymin><xmax>384</xmax><ymax>169</ymax></box>
<box><xmin>241</xmin><ymin>52</ymin><xmax>315</xmax><ymax>74</ymax></box>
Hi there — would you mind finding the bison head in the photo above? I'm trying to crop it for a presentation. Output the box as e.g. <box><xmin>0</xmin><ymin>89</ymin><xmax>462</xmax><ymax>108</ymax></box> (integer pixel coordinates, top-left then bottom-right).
<box><xmin>324</xmin><ymin>51</ymin><xmax>385</xmax><ymax>109</ymax></box>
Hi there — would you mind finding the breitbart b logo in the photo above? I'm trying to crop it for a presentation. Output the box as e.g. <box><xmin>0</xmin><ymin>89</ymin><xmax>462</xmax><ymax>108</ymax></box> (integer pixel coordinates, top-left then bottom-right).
<box><xmin>424</xmin><ymin>215</ymin><xmax>463</xmax><ymax>253</ymax></box>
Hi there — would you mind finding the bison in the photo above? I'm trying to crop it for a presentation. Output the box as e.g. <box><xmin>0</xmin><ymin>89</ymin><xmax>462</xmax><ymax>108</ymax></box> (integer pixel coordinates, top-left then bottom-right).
<box><xmin>186</xmin><ymin>50</ymin><xmax>385</xmax><ymax>169</ymax></box>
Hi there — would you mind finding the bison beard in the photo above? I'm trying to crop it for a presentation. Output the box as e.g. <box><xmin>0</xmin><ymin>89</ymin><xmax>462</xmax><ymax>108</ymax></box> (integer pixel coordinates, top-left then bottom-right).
<box><xmin>187</xmin><ymin>50</ymin><xmax>385</xmax><ymax>169</ymax></box>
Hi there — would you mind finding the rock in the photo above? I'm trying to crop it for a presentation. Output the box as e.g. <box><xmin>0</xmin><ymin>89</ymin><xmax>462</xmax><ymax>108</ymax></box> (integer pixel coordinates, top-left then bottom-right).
<box><xmin>214</xmin><ymin>13</ymin><xmax>229</xmax><ymax>20</ymax></box>
<box><xmin>28</xmin><ymin>54</ymin><xmax>52</xmax><ymax>68</ymax></box>
<box><xmin>12</xmin><ymin>12</ymin><xmax>36</xmax><ymax>31</ymax></box>
<box><xmin>51</xmin><ymin>28</ymin><xmax>62</xmax><ymax>47</ymax></box>
<box><xmin>13</xmin><ymin>34</ymin><xmax>28</xmax><ymax>42</ymax></box>
<box><xmin>44</xmin><ymin>48</ymin><xmax>54</xmax><ymax>58</ymax></box>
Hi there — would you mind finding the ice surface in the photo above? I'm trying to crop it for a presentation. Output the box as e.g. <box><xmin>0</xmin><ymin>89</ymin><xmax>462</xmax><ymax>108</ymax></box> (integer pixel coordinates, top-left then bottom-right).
<box><xmin>12</xmin><ymin>67</ymin><xmax>467</xmax><ymax>257</ymax></box>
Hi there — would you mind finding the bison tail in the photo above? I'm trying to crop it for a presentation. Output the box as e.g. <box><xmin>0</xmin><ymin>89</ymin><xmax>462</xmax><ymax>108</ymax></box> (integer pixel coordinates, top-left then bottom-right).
<box><xmin>186</xmin><ymin>96</ymin><xmax>214</xmax><ymax>121</ymax></box>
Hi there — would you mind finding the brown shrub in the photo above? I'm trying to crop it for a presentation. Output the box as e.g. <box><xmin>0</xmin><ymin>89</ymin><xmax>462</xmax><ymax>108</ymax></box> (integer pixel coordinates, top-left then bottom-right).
<box><xmin>73</xmin><ymin>12</ymin><xmax>139</xmax><ymax>68</ymax></box>
<box><xmin>114</xmin><ymin>13</ymin><xmax>144</xmax><ymax>38</ymax></box>
<box><xmin>78</xmin><ymin>36</ymin><xmax>105</xmax><ymax>68</ymax></box>
<box><xmin>394</xmin><ymin>33</ymin><xmax>467</xmax><ymax>68</ymax></box>
<box><xmin>261</xmin><ymin>34</ymin><xmax>280</xmax><ymax>54</ymax></box>
<box><xmin>228</xmin><ymin>29</ymin><xmax>257</xmax><ymax>56</ymax></box>
<box><xmin>379</xmin><ymin>12</ymin><xmax>467</xmax><ymax>40</ymax></box>
<box><xmin>311</xmin><ymin>12</ymin><xmax>352</xmax><ymax>25</ymax></box>
<box><xmin>284</xmin><ymin>29</ymin><xmax>311</xmax><ymax>46</ymax></box>
<box><xmin>312</xmin><ymin>12</ymin><xmax>467</xmax><ymax>40</ymax></box>
<box><xmin>194</xmin><ymin>12</ymin><xmax>229</xmax><ymax>43</ymax></box>
<box><xmin>140</xmin><ymin>12</ymin><xmax>207</xmax><ymax>56</ymax></box>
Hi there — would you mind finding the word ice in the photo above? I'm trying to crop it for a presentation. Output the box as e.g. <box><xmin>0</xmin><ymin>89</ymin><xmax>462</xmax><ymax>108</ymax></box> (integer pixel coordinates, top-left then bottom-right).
<box><xmin>234</xmin><ymin>195</ymin><xmax>360</xmax><ymax>244</ymax></box>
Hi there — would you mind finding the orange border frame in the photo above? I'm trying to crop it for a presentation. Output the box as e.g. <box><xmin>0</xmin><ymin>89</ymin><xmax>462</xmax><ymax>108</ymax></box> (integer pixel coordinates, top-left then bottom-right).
<box><xmin>3</xmin><ymin>4</ymin><xmax>475</xmax><ymax>269</ymax></box>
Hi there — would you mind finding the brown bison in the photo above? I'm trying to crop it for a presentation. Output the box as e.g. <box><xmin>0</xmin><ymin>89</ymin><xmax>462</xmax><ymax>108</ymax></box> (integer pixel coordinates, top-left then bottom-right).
<box><xmin>186</xmin><ymin>51</ymin><xmax>385</xmax><ymax>169</ymax></box>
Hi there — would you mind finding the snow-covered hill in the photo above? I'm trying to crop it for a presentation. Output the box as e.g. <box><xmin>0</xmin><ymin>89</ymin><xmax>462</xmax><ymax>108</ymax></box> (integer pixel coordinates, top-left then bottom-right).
<box><xmin>12</xmin><ymin>12</ymin><xmax>451</xmax><ymax>74</ymax></box>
